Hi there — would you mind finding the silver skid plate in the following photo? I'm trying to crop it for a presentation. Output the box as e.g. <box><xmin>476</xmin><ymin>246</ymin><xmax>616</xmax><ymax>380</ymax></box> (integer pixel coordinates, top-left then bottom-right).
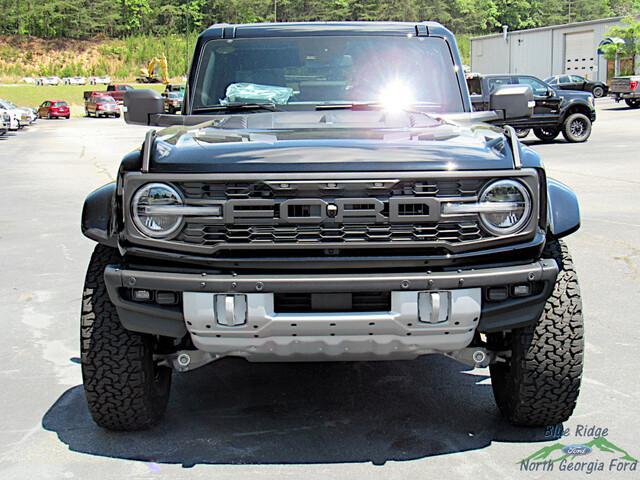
<box><xmin>183</xmin><ymin>289</ymin><xmax>482</xmax><ymax>361</ymax></box>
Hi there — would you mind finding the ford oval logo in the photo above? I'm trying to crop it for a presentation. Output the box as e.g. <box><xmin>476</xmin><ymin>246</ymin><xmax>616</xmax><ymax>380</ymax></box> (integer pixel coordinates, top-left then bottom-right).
<box><xmin>562</xmin><ymin>444</ymin><xmax>592</xmax><ymax>456</ymax></box>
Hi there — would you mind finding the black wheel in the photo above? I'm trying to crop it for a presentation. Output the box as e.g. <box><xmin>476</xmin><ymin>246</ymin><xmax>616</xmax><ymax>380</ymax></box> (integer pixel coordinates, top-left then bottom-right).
<box><xmin>47</xmin><ymin>113</ymin><xmax>51</xmax><ymax>120</ymax></box>
<box><xmin>592</xmin><ymin>86</ymin><xmax>604</xmax><ymax>98</ymax></box>
<box><xmin>515</xmin><ymin>128</ymin><xmax>530</xmax><ymax>139</ymax></box>
<box><xmin>81</xmin><ymin>244</ymin><xmax>172</xmax><ymax>430</ymax></box>
<box><xmin>625</xmin><ymin>98</ymin><xmax>640</xmax><ymax>109</ymax></box>
<box><xmin>533</xmin><ymin>127</ymin><xmax>559</xmax><ymax>142</ymax></box>
<box><xmin>562</xmin><ymin>113</ymin><xmax>592</xmax><ymax>143</ymax></box>
<box><xmin>489</xmin><ymin>240</ymin><xmax>583</xmax><ymax>427</ymax></box>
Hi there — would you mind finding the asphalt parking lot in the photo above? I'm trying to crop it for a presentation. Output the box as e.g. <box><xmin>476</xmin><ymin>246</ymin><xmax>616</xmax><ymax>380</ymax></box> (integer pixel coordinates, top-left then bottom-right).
<box><xmin>1</xmin><ymin>98</ymin><xmax>639</xmax><ymax>479</ymax></box>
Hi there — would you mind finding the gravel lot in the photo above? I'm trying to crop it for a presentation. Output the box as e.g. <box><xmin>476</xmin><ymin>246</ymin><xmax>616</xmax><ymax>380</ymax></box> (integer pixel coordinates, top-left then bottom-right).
<box><xmin>1</xmin><ymin>98</ymin><xmax>639</xmax><ymax>479</ymax></box>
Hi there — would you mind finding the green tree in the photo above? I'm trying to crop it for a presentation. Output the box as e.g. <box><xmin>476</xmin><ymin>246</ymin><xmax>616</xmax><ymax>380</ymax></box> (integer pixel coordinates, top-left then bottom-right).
<box><xmin>122</xmin><ymin>0</ymin><xmax>151</xmax><ymax>32</ymax></box>
<box><xmin>601</xmin><ymin>16</ymin><xmax>640</xmax><ymax>74</ymax></box>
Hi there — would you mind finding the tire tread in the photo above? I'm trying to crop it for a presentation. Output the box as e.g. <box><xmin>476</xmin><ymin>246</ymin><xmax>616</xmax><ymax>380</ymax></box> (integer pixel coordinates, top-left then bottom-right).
<box><xmin>491</xmin><ymin>239</ymin><xmax>584</xmax><ymax>426</ymax></box>
<box><xmin>81</xmin><ymin>244</ymin><xmax>170</xmax><ymax>431</ymax></box>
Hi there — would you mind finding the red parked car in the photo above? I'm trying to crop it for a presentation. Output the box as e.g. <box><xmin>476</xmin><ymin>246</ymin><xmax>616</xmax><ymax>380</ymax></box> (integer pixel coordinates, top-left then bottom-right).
<box><xmin>37</xmin><ymin>100</ymin><xmax>70</xmax><ymax>119</ymax></box>
<box><xmin>85</xmin><ymin>94</ymin><xmax>121</xmax><ymax>118</ymax></box>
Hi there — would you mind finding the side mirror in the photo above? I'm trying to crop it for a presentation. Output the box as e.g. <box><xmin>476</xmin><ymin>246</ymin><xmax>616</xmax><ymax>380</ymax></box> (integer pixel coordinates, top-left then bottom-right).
<box><xmin>546</xmin><ymin>88</ymin><xmax>555</xmax><ymax>97</ymax></box>
<box><xmin>489</xmin><ymin>85</ymin><xmax>534</xmax><ymax>120</ymax></box>
<box><xmin>124</xmin><ymin>89</ymin><xmax>164</xmax><ymax>126</ymax></box>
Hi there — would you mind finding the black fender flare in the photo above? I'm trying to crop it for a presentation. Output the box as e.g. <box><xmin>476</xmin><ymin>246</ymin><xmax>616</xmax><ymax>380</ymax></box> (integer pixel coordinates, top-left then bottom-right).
<box><xmin>560</xmin><ymin>99</ymin><xmax>593</xmax><ymax>122</ymax></box>
<box><xmin>81</xmin><ymin>182</ymin><xmax>118</xmax><ymax>247</ymax></box>
<box><xmin>546</xmin><ymin>178</ymin><xmax>580</xmax><ymax>239</ymax></box>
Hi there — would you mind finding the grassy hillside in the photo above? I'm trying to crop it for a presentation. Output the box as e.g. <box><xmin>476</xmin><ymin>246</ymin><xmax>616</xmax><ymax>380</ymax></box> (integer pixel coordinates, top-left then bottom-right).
<box><xmin>0</xmin><ymin>34</ymin><xmax>197</xmax><ymax>83</ymax></box>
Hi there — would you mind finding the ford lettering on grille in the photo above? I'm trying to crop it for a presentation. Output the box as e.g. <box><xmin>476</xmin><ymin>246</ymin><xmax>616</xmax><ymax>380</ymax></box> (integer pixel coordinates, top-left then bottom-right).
<box><xmin>222</xmin><ymin>197</ymin><xmax>441</xmax><ymax>225</ymax></box>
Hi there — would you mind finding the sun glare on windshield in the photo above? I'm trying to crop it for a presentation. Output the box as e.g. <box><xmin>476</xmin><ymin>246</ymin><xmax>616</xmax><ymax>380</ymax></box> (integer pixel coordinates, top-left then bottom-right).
<box><xmin>376</xmin><ymin>79</ymin><xmax>416</xmax><ymax>112</ymax></box>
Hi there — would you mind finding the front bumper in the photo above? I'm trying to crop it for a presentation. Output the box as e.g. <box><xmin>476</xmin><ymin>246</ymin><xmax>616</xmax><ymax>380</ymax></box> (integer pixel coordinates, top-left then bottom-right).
<box><xmin>104</xmin><ymin>259</ymin><xmax>558</xmax><ymax>361</ymax></box>
<box><xmin>612</xmin><ymin>92</ymin><xmax>640</xmax><ymax>100</ymax></box>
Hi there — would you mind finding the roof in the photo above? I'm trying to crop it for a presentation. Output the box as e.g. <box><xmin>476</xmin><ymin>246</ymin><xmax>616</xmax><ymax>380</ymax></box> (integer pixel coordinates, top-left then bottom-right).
<box><xmin>201</xmin><ymin>21</ymin><xmax>451</xmax><ymax>39</ymax></box>
<box><xmin>470</xmin><ymin>15</ymin><xmax>634</xmax><ymax>41</ymax></box>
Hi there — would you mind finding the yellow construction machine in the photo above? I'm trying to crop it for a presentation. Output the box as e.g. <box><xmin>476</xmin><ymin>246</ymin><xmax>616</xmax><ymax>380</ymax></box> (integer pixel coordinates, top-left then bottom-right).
<box><xmin>137</xmin><ymin>54</ymin><xmax>169</xmax><ymax>84</ymax></box>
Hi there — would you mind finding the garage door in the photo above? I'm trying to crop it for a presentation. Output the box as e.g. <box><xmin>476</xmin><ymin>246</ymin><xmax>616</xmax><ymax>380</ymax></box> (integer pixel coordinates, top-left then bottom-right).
<box><xmin>564</xmin><ymin>31</ymin><xmax>595</xmax><ymax>77</ymax></box>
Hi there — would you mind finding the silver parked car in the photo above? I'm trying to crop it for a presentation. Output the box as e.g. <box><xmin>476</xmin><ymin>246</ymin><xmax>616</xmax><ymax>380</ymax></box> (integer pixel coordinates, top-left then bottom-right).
<box><xmin>63</xmin><ymin>76</ymin><xmax>87</xmax><ymax>85</ymax></box>
<box><xmin>36</xmin><ymin>76</ymin><xmax>62</xmax><ymax>86</ymax></box>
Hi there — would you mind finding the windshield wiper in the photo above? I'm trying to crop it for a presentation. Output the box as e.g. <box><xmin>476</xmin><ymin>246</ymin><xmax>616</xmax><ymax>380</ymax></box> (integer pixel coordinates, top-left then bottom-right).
<box><xmin>315</xmin><ymin>102</ymin><xmax>383</xmax><ymax>111</ymax></box>
<box><xmin>192</xmin><ymin>102</ymin><xmax>280</xmax><ymax>113</ymax></box>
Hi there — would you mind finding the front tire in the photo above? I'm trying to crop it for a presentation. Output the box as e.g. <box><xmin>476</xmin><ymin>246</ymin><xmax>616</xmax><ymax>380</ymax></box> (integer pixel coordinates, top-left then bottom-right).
<box><xmin>625</xmin><ymin>98</ymin><xmax>640</xmax><ymax>109</ymax></box>
<box><xmin>562</xmin><ymin>113</ymin><xmax>592</xmax><ymax>143</ymax></box>
<box><xmin>515</xmin><ymin>128</ymin><xmax>530</xmax><ymax>139</ymax></box>
<box><xmin>489</xmin><ymin>240</ymin><xmax>583</xmax><ymax>426</ymax></box>
<box><xmin>81</xmin><ymin>244</ymin><xmax>172</xmax><ymax>430</ymax></box>
<box><xmin>533</xmin><ymin>127</ymin><xmax>560</xmax><ymax>142</ymax></box>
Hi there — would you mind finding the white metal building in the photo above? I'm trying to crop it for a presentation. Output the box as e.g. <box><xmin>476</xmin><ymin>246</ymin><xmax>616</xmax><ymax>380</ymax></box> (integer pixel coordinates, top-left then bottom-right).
<box><xmin>470</xmin><ymin>16</ymin><xmax>634</xmax><ymax>83</ymax></box>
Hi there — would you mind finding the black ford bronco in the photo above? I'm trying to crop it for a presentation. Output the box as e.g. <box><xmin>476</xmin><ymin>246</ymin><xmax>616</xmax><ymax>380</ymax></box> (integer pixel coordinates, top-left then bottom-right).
<box><xmin>81</xmin><ymin>22</ymin><xmax>584</xmax><ymax>431</ymax></box>
<box><xmin>467</xmin><ymin>73</ymin><xmax>596</xmax><ymax>143</ymax></box>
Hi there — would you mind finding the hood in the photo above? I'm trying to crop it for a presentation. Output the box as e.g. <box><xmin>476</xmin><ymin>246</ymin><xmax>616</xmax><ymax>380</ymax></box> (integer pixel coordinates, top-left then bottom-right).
<box><xmin>149</xmin><ymin>111</ymin><xmax>525</xmax><ymax>173</ymax></box>
<box><xmin>555</xmin><ymin>89</ymin><xmax>593</xmax><ymax>101</ymax></box>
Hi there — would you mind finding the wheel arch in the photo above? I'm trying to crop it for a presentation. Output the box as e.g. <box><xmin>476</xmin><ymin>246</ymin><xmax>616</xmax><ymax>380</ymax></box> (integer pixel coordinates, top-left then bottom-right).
<box><xmin>546</xmin><ymin>178</ymin><xmax>580</xmax><ymax>239</ymax></box>
<box><xmin>81</xmin><ymin>182</ymin><xmax>118</xmax><ymax>247</ymax></box>
<box><xmin>561</xmin><ymin>101</ymin><xmax>593</xmax><ymax>121</ymax></box>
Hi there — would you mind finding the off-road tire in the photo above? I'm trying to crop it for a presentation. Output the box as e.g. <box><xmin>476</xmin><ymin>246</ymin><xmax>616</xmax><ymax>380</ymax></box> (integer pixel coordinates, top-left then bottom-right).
<box><xmin>562</xmin><ymin>113</ymin><xmax>592</xmax><ymax>143</ymax></box>
<box><xmin>533</xmin><ymin>127</ymin><xmax>560</xmax><ymax>142</ymax></box>
<box><xmin>81</xmin><ymin>244</ymin><xmax>171</xmax><ymax>430</ymax></box>
<box><xmin>625</xmin><ymin>98</ymin><xmax>640</xmax><ymax>109</ymax></box>
<box><xmin>489</xmin><ymin>239</ymin><xmax>583</xmax><ymax>427</ymax></box>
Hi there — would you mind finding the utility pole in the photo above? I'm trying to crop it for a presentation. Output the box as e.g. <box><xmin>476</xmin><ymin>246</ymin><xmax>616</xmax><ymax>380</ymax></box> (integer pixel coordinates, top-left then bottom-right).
<box><xmin>274</xmin><ymin>0</ymin><xmax>277</xmax><ymax>22</ymax></box>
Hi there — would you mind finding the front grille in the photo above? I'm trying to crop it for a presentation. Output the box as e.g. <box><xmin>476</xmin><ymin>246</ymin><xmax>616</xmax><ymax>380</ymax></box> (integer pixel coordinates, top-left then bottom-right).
<box><xmin>124</xmin><ymin>171</ymin><xmax>540</xmax><ymax>263</ymax></box>
<box><xmin>173</xmin><ymin>179</ymin><xmax>487</xmax><ymax>247</ymax></box>
<box><xmin>179</xmin><ymin>221</ymin><xmax>483</xmax><ymax>245</ymax></box>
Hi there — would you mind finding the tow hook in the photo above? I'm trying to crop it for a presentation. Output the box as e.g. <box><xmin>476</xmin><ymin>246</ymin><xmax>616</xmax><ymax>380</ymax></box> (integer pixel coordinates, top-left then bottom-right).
<box><xmin>156</xmin><ymin>350</ymin><xmax>220</xmax><ymax>372</ymax></box>
<box><xmin>446</xmin><ymin>347</ymin><xmax>496</xmax><ymax>368</ymax></box>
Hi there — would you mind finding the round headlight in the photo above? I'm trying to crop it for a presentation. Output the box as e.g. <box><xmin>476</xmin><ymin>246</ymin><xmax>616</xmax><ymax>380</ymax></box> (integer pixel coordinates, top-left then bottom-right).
<box><xmin>132</xmin><ymin>183</ymin><xmax>183</xmax><ymax>238</ymax></box>
<box><xmin>479</xmin><ymin>179</ymin><xmax>531</xmax><ymax>235</ymax></box>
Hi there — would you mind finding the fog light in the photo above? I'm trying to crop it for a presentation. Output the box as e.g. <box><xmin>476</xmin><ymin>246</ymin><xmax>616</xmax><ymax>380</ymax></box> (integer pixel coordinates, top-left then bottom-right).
<box><xmin>132</xmin><ymin>289</ymin><xmax>152</xmax><ymax>301</ymax></box>
<box><xmin>512</xmin><ymin>284</ymin><xmax>531</xmax><ymax>297</ymax></box>
<box><xmin>156</xmin><ymin>291</ymin><xmax>178</xmax><ymax>305</ymax></box>
<box><xmin>487</xmin><ymin>287</ymin><xmax>509</xmax><ymax>301</ymax></box>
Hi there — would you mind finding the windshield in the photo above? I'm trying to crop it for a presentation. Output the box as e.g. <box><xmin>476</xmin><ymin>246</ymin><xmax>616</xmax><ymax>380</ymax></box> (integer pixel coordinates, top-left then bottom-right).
<box><xmin>97</xmin><ymin>97</ymin><xmax>115</xmax><ymax>103</ymax></box>
<box><xmin>192</xmin><ymin>36</ymin><xmax>463</xmax><ymax>113</ymax></box>
<box><xmin>54</xmin><ymin>102</ymin><xmax>67</xmax><ymax>107</ymax></box>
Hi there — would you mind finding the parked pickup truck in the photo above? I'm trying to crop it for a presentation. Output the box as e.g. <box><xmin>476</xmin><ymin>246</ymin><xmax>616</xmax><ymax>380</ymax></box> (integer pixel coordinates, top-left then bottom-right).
<box><xmin>83</xmin><ymin>84</ymin><xmax>134</xmax><ymax>105</ymax></box>
<box><xmin>467</xmin><ymin>73</ymin><xmax>596</xmax><ymax>142</ymax></box>
<box><xmin>609</xmin><ymin>75</ymin><xmax>640</xmax><ymax>108</ymax></box>
<box><xmin>81</xmin><ymin>21</ymin><xmax>584</xmax><ymax>431</ymax></box>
